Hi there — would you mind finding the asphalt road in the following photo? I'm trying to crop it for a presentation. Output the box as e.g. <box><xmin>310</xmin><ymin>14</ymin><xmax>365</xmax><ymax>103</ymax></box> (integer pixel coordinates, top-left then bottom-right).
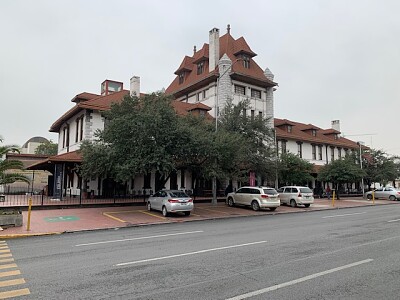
<box><xmin>7</xmin><ymin>204</ymin><xmax>400</xmax><ymax>299</ymax></box>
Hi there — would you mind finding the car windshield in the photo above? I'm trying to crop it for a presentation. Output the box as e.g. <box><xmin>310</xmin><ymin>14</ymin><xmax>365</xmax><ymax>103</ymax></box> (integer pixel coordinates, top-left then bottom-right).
<box><xmin>263</xmin><ymin>189</ymin><xmax>277</xmax><ymax>195</ymax></box>
<box><xmin>169</xmin><ymin>191</ymin><xmax>189</xmax><ymax>198</ymax></box>
<box><xmin>300</xmin><ymin>187</ymin><xmax>313</xmax><ymax>193</ymax></box>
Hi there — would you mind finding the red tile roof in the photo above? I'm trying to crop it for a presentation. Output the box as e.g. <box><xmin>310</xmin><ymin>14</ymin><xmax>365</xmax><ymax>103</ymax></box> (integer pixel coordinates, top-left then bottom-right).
<box><xmin>26</xmin><ymin>151</ymin><xmax>82</xmax><ymax>170</ymax></box>
<box><xmin>274</xmin><ymin>118</ymin><xmax>360</xmax><ymax>149</ymax></box>
<box><xmin>71</xmin><ymin>92</ymin><xmax>99</xmax><ymax>103</ymax></box>
<box><xmin>166</xmin><ymin>31</ymin><xmax>276</xmax><ymax>97</ymax></box>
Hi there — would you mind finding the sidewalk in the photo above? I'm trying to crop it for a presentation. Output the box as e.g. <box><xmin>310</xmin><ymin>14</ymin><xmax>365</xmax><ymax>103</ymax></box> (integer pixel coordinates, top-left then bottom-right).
<box><xmin>1</xmin><ymin>197</ymin><xmax>398</xmax><ymax>238</ymax></box>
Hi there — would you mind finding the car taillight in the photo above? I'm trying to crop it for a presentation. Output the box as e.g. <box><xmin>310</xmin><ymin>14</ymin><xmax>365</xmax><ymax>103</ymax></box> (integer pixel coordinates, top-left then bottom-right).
<box><xmin>397</xmin><ymin>192</ymin><xmax>400</xmax><ymax>195</ymax></box>
<box><xmin>168</xmin><ymin>199</ymin><xmax>179</xmax><ymax>203</ymax></box>
<box><xmin>188</xmin><ymin>198</ymin><xmax>193</xmax><ymax>202</ymax></box>
<box><xmin>298</xmin><ymin>193</ymin><xmax>301</xmax><ymax>197</ymax></box>
<box><xmin>261</xmin><ymin>195</ymin><xmax>269</xmax><ymax>198</ymax></box>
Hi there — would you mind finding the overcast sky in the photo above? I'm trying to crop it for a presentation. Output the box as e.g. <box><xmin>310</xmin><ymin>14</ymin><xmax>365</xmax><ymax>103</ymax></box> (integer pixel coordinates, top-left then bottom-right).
<box><xmin>1</xmin><ymin>0</ymin><xmax>399</xmax><ymax>156</ymax></box>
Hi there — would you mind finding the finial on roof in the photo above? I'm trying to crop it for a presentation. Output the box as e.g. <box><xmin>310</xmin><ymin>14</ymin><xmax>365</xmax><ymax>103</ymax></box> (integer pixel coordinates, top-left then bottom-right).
<box><xmin>227</xmin><ymin>24</ymin><xmax>231</xmax><ymax>34</ymax></box>
<box><xmin>193</xmin><ymin>45</ymin><xmax>196</xmax><ymax>54</ymax></box>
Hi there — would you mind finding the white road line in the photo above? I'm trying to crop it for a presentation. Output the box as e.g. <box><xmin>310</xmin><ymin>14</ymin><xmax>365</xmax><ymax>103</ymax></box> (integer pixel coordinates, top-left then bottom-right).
<box><xmin>115</xmin><ymin>241</ymin><xmax>267</xmax><ymax>266</ymax></box>
<box><xmin>75</xmin><ymin>231</ymin><xmax>204</xmax><ymax>247</ymax></box>
<box><xmin>387</xmin><ymin>219</ymin><xmax>400</xmax><ymax>223</ymax></box>
<box><xmin>322</xmin><ymin>212</ymin><xmax>367</xmax><ymax>219</ymax></box>
<box><xmin>226</xmin><ymin>259</ymin><xmax>373</xmax><ymax>300</ymax></box>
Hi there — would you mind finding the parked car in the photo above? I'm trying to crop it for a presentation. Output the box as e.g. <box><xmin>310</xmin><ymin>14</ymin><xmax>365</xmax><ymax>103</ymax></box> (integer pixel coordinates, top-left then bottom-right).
<box><xmin>147</xmin><ymin>190</ymin><xmax>193</xmax><ymax>217</ymax></box>
<box><xmin>277</xmin><ymin>186</ymin><xmax>314</xmax><ymax>207</ymax></box>
<box><xmin>365</xmin><ymin>187</ymin><xmax>400</xmax><ymax>201</ymax></box>
<box><xmin>226</xmin><ymin>186</ymin><xmax>280</xmax><ymax>211</ymax></box>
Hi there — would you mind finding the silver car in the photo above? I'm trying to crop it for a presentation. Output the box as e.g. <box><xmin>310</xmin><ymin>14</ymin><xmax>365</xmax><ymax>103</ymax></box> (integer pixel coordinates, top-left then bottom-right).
<box><xmin>147</xmin><ymin>190</ymin><xmax>193</xmax><ymax>216</ymax></box>
<box><xmin>226</xmin><ymin>186</ymin><xmax>280</xmax><ymax>211</ymax></box>
<box><xmin>277</xmin><ymin>186</ymin><xmax>314</xmax><ymax>207</ymax></box>
<box><xmin>365</xmin><ymin>187</ymin><xmax>400</xmax><ymax>201</ymax></box>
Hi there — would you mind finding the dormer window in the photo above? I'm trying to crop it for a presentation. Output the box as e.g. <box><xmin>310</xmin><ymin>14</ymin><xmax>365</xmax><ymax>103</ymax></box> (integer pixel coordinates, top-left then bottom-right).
<box><xmin>312</xmin><ymin>129</ymin><xmax>316</xmax><ymax>137</ymax></box>
<box><xmin>178</xmin><ymin>73</ymin><xmax>185</xmax><ymax>84</ymax></box>
<box><xmin>334</xmin><ymin>133</ymin><xmax>339</xmax><ymax>140</ymax></box>
<box><xmin>197</xmin><ymin>61</ymin><xmax>204</xmax><ymax>75</ymax></box>
<box><xmin>242</xmin><ymin>55</ymin><xmax>250</xmax><ymax>68</ymax></box>
<box><xmin>287</xmin><ymin>125</ymin><xmax>292</xmax><ymax>133</ymax></box>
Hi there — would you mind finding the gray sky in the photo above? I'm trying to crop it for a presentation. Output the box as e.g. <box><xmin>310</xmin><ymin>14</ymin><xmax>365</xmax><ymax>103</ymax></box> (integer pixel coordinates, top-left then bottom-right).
<box><xmin>1</xmin><ymin>0</ymin><xmax>399</xmax><ymax>156</ymax></box>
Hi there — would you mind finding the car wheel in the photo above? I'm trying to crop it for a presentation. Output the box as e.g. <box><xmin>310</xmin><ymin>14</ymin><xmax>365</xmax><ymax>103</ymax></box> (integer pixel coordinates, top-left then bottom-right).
<box><xmin>162</xmin><ymin>206</ymin><xmax>169</xmax><ymax>217</ymax></box>
<box><xmin>227</xmin><ymin>197</ymin><xmax>234</xmax><ymax>207</ymax></box>
<box><xmin>251</xmin><ymin>200</ymin><xmax>260</xmax><ymax>211</ymax></box>
<box><xmin>389</xmin><ymin>195</ymin><xmax>396</xmax><ymax>201</ymax></box>
<box><xmin>184</xmin><ymin>211</ymin><xmax>191</xmax><ymax>216</ymax></box>
<box><xmin>269</xmin><ymin>207</ymin><xmax>277</xmax><ymax>211</ymax></box>
<box><xmin>367</xmin><ymin>194</ymin><xmax>372</xmax><ymax>200</ymax></box>
<box><xmin>304</xmin><ymin>204</ymin><xmax>310</xmax><ymax>208</ymax></box>
<box><xmin>147</xmin><ymin>201</ymin><xmax>152</xmax><ymax>211</ymax></box>
<box><xmin>290</xmin><ymin>199</ymin><xmax>297</xmax><ymax>208</ymax></box>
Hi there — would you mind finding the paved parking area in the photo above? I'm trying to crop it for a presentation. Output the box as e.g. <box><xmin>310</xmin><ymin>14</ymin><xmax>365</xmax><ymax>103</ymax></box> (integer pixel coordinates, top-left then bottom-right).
<box><xmin>0</xmin><ymin>198</ymin><xmax>398</xmax><ymax>238</ymax></box>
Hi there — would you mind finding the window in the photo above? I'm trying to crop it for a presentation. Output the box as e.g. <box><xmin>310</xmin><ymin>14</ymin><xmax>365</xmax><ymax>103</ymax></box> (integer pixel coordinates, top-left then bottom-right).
<box><xmin>338</xmin><ymin>148</ymin><xmax>342</xmax><ymax>159</ymax></box>
<box><xmin>312</xmin><ymin>129</ymin><xmax>317</xmax><ymax>137</ymax></box>
<box><xmin>235</xmin><ymin>85</ymin><xmax>246</xmax><ymax>95</ymax></box>
<box><xmin>344</xmin><ymin>148</ymin><xmax>349</xmax><ymax>157</ymax></box>
<box><xmin>242</xmin><ymin>108</ymin><xmax>246</xmax><ymax>117</ymax></box>
<box><xmin>334</xmin><ymin>134</ymin><xmax>339</xmax><ymax>140</ymax></box>
<box><xmin>297</xmin><ymin>142</ymin><xmax>302</xmax><ymax>158</ymax></box>
<box><xmin>242</xmin><ymin>55</ymin><xmax>250</xmax><ymax>68</ymax></box>
<box><xmin>203</xmin><ymin>89</ymin><xmax>207</xmax><ymax>99</ymax></box>
<box><xmin>179</xmin><ymin>73</ymin><xmax>184</xmax><ymax>84</ymax></box>
<box><xmin>287</xmin><ymin>125</ymin><xmax>292</xmax><ymax>133</ymax></box>
<box><xmin>318</xmin><ymin>145</ymin><xmax>323</xmax><ymax>160</ymax></box>
<box><xmin>75</xmin><ymin>119</ymin><xmax>79</xmax><ymax>143</ymax></box>
<box><xmin>62</xmin><ymin>125</ymin><xmax>70</xmax><ymax>149</ymax></box>
<box><xmin>197</xmin><ymin>61</ymin><xmax>204</xmax><ymax>75</ymax></box>
<box><xmin>312</xmin><ymin>145</ymin><xmax>316</xmax><ymax>160</ymax></box>
<box><xmin>258</xmin><ymin>111</ymin><xmax>263</xmax><ymax>119</ymax></box>
<box><xmin>251</xmin><ymin>89</ymin><xmax>261</xmax><ymax>99</ymax></box>
<box><xmin>75</xmin><ymin>116</ymin><xmax>84</xmax><ymax>142</ymax></box>
<box><xmin>281</xmin><ymin>140</ymin><xmax>287</xmax><ymax>153</ymax></box>
<box><xmin>330</xmin><ymin>146</ymin><xmax>335</xmax><ymax>161</ymax></box>
<box><xmin>251</xmin><ymin>110</ymin><xmax>255</xmax><ymax>120</ymax></box>
<box><xmin>196</xmin><ymin>92</ymin><xmax>201</xmax><ymax>102</ymax></box>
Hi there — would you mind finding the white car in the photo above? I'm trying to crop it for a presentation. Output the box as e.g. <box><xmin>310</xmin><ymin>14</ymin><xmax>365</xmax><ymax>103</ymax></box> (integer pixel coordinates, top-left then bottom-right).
<box><xmin>277</xmin><ymin>186</ymin><xmax>314</xmax><ymax>207</ymax></box>
<box><xmin>147</xmin><ymin>190</ymin><xmax>193</xmax><ymax>217</ymax></box>
<box><xmin>365</xmin><ymin>187</ymin><xmax>400</xmax><ymax>201</ymax></box>
<box><xmin>226</xmin><ymin>186</ymin><xmax>280</xmax><ymax>211</ymax></box>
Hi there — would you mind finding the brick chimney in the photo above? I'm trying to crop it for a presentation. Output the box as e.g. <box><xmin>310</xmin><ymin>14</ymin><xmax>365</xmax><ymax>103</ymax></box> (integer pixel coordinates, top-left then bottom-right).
<box><xmin>130</xmin><ymin>76</ymin><xmax>140</xmax><ymax>97</ymax></box>
<box><xmin>209</xmin><ymin>28</ymin><xmax>220</xmax><ymax>72</ymax></box>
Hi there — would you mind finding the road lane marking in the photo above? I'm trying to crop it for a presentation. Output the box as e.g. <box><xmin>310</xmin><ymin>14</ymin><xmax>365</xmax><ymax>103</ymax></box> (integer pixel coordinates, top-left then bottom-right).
<box><xmin>0</xmin><ymin>264</ymin><xmax>17</xmax><ymax>270</ymax></box>
<box><xmin>226</xmin><ymin>259</ymin><xmax>373</xmax><ymax>300</ymax></box>
<box><xmin>0</xmin><ymin>278</ymin><xmax>25</xmax><ymax>288</ymax></box>
<box><xmin>0</xmin><ymin>288</ymin><xmax>30</xmax><ymax>298</ymax></box>
<box><xmin>387</xmin><ymin>219</ymin><xmax>400</xmax><ymax>223</ymax></box>
<box><xmin>115</xmin><ymin>241</ymin><xmax>268</xmax><ymax>266</ymax></box>
<box><xmin>322</xmin><ymin>212</ymin><xmax>367</xmax><ymax>219</ymax></box>
<box><xmin>0</xmin><ymin>270</ymin><xmax>21</xmax><ymax>278</ymax></box>
<box><xmin>75</xmin><ymin>230</ymin><xmax>204</xmax><ymax>247</ymax></box>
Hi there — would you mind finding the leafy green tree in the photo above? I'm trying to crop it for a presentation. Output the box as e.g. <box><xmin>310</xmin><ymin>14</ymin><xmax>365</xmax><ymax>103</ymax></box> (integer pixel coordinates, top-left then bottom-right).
<box><xmin>362</xmin><ymin>149</ymin><xmax>399</xmax><ymax>189</ymax></box>
<box><xmin>278</xmin><ymin>152</ymin><xmax>314</xmax><ymax>186</ymax></box>
<box><xmin>318</xmin><ymin>156</ymin><xmax>365</xmax><ymax>198</ymax></box>
<box><xmin>0</xmin><ymin>136</ymin><xmax>30</xmax><ymax>185</ymax></box>
<box><xmin>35</xmin><ymin>140</ymin><xmax>58</xmax><ymax>156</ymax></box>
<box><xmin>80</xmin><ymin>93</ymin><xmax>214</xmax><ymax>187</ymax></box>
<box><xmin>217</xmin><ymin>98</ymin><xmax>276</xmax><ymax>183</ymax></box>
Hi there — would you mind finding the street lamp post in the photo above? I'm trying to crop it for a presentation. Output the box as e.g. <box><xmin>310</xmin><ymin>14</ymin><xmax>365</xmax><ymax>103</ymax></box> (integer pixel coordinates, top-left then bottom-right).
<box><xmin>358</xmin><ymin>141</ymin><xmax>365</xmax><ymax>197</ymax></box>
<box><xmin>212</xmin><ymin>58</ymin><xmax>242</xmax><ymax>205</ymax></box>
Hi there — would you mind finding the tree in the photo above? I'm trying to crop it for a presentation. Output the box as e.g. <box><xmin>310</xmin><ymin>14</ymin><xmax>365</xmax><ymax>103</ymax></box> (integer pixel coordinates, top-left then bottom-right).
<box><xmin>0</xmin><ymin>136</ymin><xmax>30</xmax><ymax>185</ymax></box>
<box><xmin>35</xmin><ymin>140</ymin><xmax>58</xmax><ymax>156</ymax></box>
<box><xmin>278</xmin><ymin>152</ymin><xmax>314</xmax><ymax>186</ymax></box>
<box><xmin>217</xmin><ymin>98</ymin><xmax>276</xmax><ymax>184</ymax></box>
<box><xmin>80</xmin><ymin>93</ymin><xmax>215</xmax><ymax>187</ymax></box>
<box><xmin>318</xmin><ymin>156</ymin><xmax>365</xmax><ymax>198</ymax></box>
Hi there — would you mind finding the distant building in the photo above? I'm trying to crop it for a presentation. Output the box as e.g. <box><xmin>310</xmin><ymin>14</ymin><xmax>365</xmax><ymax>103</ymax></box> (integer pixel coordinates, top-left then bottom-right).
<box><xmin>20</xmin><ymin>136</ymin><xmax>49</xmax><ymax>154</ymax></box>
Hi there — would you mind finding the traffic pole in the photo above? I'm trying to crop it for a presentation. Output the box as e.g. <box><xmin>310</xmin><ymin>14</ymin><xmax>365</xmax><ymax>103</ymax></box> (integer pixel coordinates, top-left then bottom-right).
<box><xmin>332</xmin><ymin>190</ymin><xmax>335</xmax><ymax>207</ymax></box>
<box><xmin>26</xmin><ymin>197</ymin><xmax>32</xmax><ymax>231</ymax></box>
<box><xmin>372</xmin><ymin>191</ymin><xmax>375</xmax><ymax>205</ymax></box>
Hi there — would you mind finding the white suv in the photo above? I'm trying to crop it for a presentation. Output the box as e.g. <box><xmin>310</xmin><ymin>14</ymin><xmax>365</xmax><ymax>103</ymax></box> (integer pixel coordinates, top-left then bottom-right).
<box><xmin>277</xmin><ymin>186</ymin><xmax>314</xmax><ymax>208</ymax></box>
<box><xmin>226</xmin><ymin>186</ymin><xmax>280</xmax><ymax>211</ymax></box>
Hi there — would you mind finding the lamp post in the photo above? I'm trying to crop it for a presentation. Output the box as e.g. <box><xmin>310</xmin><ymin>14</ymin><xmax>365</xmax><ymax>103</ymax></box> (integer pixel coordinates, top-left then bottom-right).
<box><xmin>212</xmin><ymin>58</ymin><xmax>242</xmax><ymax>205</ymax></box>
<box><xmin>358</xmin><ymin>141</ymin><xmax>365</xmax><ymax>197</ymax></box>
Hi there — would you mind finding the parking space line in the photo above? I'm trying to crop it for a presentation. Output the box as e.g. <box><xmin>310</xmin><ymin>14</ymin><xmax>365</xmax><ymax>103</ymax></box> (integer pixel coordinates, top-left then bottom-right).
<box><xmin>0</xmin><ymin>254</ymin><xmax>12</xmax><ymax>259</ymax></box>
<box><xmin>0</xmin><ymin>250</ymin><xmax>10</xmax><ymax>254</ymax></box>
<box><xmin>196</xmin><ymin>207</ymin><xmax>231</xmax><ymax>214</ymax></box>
<box><xmin>0</xmin><ymin>264</ymin><xmax>17</xmax><ymax>270</ymax></box>
<box><xmin>0</xmin><ymin>258</ymin><xmax>14</xmax><ymax>264</ymax></box>
<box><xmin>102</xmin><ymin>212</ymin><xmax>127</xmax><ymax>223</ymax></box>
<box><xmin>226</xmin><ymin>259</ymin><xmax>373</xmax><ymax>300</ymax></box>
<box><xmin>140</xmin><ymin>211</ymin><xmax>167</xmax><ymax>220</ymax></box>
<box><xmin>0</xmin><ymin>288</ymin><xmax>30</xmax><ymax>298</ymax></box>
<box><xmin>116</xmin><ymin>240</ymin><xmax>268</xmax><ymax>266</ymax></box>
<box><xmin>0</xmin><ymin>270</ymin><xmax>21</xmax><ymax>278</ymax></box>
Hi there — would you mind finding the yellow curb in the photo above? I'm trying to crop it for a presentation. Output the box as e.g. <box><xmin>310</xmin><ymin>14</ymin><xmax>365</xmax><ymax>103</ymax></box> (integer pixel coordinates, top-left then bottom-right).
<box><xmin>0</xmin><ymin>232</ymin><xmax>62</xmax><ymax>239</ymax></box>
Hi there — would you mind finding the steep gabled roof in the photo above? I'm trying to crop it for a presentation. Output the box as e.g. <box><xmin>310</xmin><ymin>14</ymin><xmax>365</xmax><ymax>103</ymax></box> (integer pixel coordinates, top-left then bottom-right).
<box><xmin>166</xmin><ymin>30</ymin><xmax>276</xmax><ymax>97</ymax></box>
<box><xmin>274</xmin><ymin>118</ymin><xmax>360</xmax><ymax>149</ymax></box>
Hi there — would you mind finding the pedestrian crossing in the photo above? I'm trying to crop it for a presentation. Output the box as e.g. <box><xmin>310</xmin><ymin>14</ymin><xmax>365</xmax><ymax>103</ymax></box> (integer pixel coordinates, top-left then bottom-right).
<box><xmin>0</xmin><ymin>240</ymin><xmax>30</xmax><ymax>298</ymax></box>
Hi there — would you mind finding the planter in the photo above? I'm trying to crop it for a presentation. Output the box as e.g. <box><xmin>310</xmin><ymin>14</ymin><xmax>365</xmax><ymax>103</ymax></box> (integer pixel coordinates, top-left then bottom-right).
<box><xmin>0</xmin><ymin>209</ymin><xmax>23</xmax><ymax>227</ymax></box>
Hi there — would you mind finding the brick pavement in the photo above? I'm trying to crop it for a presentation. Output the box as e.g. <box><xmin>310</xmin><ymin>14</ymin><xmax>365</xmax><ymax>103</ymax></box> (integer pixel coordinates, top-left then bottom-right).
<box><xmin>0</xmin><ymin>197</ymin><xmax>398</xmax><ymax>239</ymax></box>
